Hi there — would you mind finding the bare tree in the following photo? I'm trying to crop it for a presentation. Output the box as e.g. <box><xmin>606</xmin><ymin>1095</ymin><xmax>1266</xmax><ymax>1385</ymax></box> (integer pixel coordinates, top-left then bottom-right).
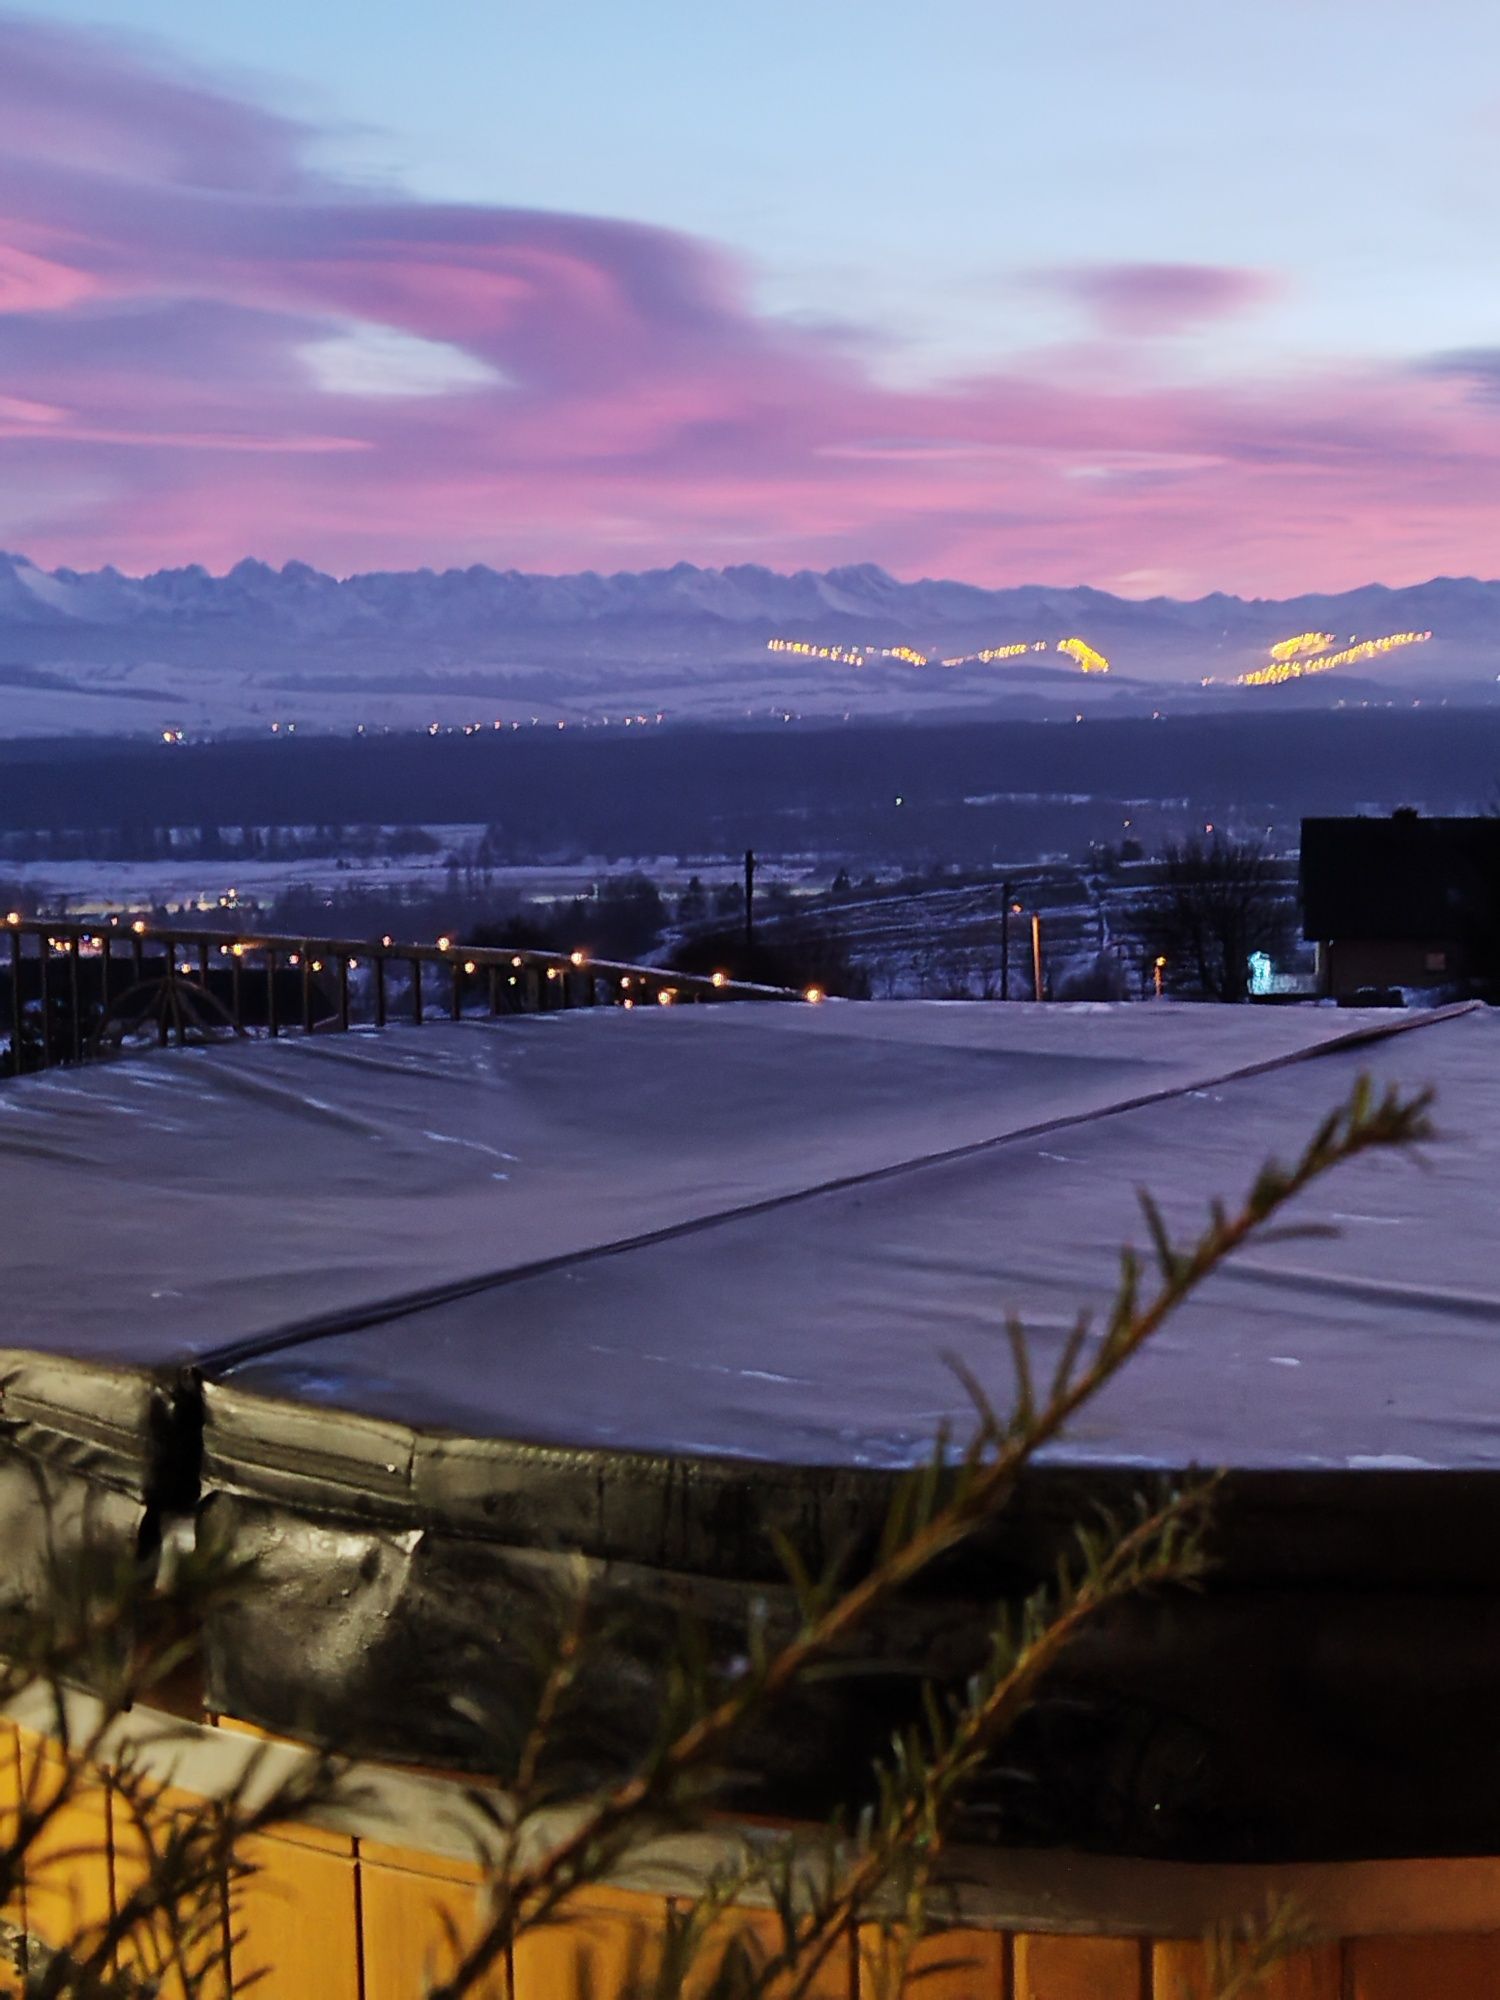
<box><xmin>1128</xmin><ymin>837</ymin><xmax>1295</xmax><ymax>1002</ymax></box>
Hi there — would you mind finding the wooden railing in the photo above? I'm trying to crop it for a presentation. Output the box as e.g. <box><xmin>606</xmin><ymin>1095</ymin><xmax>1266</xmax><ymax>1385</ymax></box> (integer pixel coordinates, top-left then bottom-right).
<box><xmin>2</xmin><ymin>914</ymin><xmax>809</xmax><ymax>1074</ymax></box>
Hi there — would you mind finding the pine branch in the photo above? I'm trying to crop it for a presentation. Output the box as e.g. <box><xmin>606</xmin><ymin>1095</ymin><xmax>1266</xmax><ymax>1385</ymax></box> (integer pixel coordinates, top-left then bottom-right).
<box><xmin>428</xmin><ymin>1077</ymin><xmax>1428</xmax><ymax>2000</ymax></box>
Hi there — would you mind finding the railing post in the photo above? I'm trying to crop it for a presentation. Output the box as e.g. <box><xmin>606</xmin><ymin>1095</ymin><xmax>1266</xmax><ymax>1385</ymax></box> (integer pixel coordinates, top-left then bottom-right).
<box><xmin>339</xmin><ymin>957</ymin><xmax>351</xmax><ymax>1033</ymax></box>
<box><xmin>267</xmin><ymin>950</ymin><xmax>279</xmax><ymax>1038</ymax></box>
<box><xmin>100</xmin><ymin>932</ymin><xmax>112</xmax><ymax>1015</ymax></box>
<box><xmin>488</xmin><ymin>965</ymin><xmax>499</xmax><ymax>1016</ymax></box>
<box><xmin>9</xmin><ymin>925</ymin><xmax>23</xmax><ymax>1074</ymax></box>
<box><xmin>37</xmin><ymin>935</ymin><xmax>51</xmax><ymax>1068</ymax></box>
<box><xmin>132</xmin><ymin>930</ymin><xmax>145</xmax><ymax>985</ymax></box>
<box><xmin>230</xmin><ymin>947</ymin><xmax>243</xmax><ymax>1030</ymax></box>
<box><xmin>301</xmin><ymin>948</ymin><xmax>313</xmax><ymax>1035</ymax></box>
<box><xmin>450</xmin><ymin>959</ymin><xmax>462</xmax><ymax>1022</ymax></box>
<box><xmin>411</xmin><ymin>958</ymin><xmax>423</xmax><ymax>1026</ymax></box>
<box><xmin>198</xmin><ymin>939</ymin><xmax>210</xmax><ymax>990</ymax></box>
<box><xmin>374</xmin><ymin>954</ymin><xmax>387</xmax><ymax>1029</ymax></box>
<box><xmin>67</xmin><ymin>936</ymin><xmax>82</xmax><ymax>1063</ymax></box>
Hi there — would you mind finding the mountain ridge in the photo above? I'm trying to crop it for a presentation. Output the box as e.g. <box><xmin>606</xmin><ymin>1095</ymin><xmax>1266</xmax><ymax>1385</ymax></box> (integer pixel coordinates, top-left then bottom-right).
<box><xmin>0</xmin><ymin>551</ymin><xmax>1495</xmax><ymax>738</ymax></box>
<box><xmin>5</xmin><ymin>548</ymin><xmax>1500</xmax><ymax>637</ymax></box>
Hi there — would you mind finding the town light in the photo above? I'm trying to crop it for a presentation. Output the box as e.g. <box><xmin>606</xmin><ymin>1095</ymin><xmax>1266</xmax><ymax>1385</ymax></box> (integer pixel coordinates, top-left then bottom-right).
<box><xmin>711</xmin><ymin>971</ymin><xmax>726</xmax><ymax>988</ymax></box>
<box><xmin>570</xmin><ymin>950</ymin><xmax>586</xmax><ymax>967</ymax></box>
<box><xmin>437</xmin><ymin>935</ymin><xmax>452</xmax><ymax>952</ymax></box>
<box><xmin>804</xmin><ymin>986</ymin><xmax>824</xmax><ymax>1005</ymax></box>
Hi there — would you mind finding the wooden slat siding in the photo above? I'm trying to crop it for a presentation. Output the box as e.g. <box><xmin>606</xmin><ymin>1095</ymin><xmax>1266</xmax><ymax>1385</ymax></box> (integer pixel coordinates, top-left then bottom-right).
<box><xmin>1013</xmin><ymin>1933</ymin><xmax>1144</xmax><ymax>2000</ymax></box>
<box><xmin>0</xmin><ymin>1719</ymin><xmax>17</xmax><ymax>1853</ymax></box>
<box><xmin>674</xmin><ymin>1906</ymin><xmax>856</xmax><ymax>1997</ymax></box>
<box><xmin>16</xmin><ymin>1731</ymin><xmax>114</xmax><ymax>1979</ymax></box>
<box><xmin>858</xmin><ymin>1924</ymin><xmax>1006</xmax><ymax>1998</ymax></box>
<box><xmin>1152</xmin><ymin>1939</ymin><xmax>1341</xmax><ymax>1999</ymax></box>
<box><xmin>0</xmin><ymin>1722</ymin><xmax>21</xmax><ymax>1996</ymax></box>
<box><xmin>1346</xmin><ymin>1933</ymin><xmax>1500</xmax><ymax>1997</ymax></box>
<box><xmin>229</xmin><ymin>1826</ymin><xmax>360</xmax><ymax>2000</ymax></box>
<box><xmin>358</xmin><ymin>1839</ymin><xmax>505</xmax><ymax>2000</ymax></box>
<box><xmin>510</xmin><ymin>1884</ymin><xmax>669</xmax><ymax>2000</ymax></box>
<box><xmin>107</xmin><ymin>1776</ymin><xmax>231</xmax><ymax>2000</ymax></box>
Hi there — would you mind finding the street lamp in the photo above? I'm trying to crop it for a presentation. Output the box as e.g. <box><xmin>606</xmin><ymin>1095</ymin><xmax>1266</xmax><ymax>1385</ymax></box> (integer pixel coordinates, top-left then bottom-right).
<box><xmin>1154</xmin><ymin>955</ymin><xmax>1167</xmax><ymax>999</ymax></box>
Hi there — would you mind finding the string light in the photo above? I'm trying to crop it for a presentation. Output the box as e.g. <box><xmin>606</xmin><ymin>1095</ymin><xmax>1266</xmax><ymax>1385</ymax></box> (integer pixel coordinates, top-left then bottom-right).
<box><xmin>804</xmin><ymin>987</ymin><xmax>825</xmax><ymax>1004</ymax></box>
<box><xmin>711</xmin><ymin>971</ymin><xmax>727</xmax><ymax>988</ymax></box>
<box><xmin>1238</xmin><ymin>630</ymin><xmax>1431</xmax><ymax>687</ymax></box>
<box><xmin>1056</xmin><ymin>637</ymin><xmax>1110</xmax><ymax>675</ymax></box>
<box><xmin>1269</xmin><ymin>631</ymin><xmax>1336</xmax><ymax>662</ymax></box>
<box><xmin>436</xmin><ymin>935</ymin><xmax>452</xmax><ymax>952</ymax></box>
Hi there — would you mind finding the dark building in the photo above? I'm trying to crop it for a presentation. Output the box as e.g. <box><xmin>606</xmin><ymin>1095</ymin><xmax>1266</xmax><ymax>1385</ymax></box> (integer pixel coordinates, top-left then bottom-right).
<box><xmin>1301</xmin><ymin>811</ymin><xmax>1500</xmax><ymax>997</ymax></box>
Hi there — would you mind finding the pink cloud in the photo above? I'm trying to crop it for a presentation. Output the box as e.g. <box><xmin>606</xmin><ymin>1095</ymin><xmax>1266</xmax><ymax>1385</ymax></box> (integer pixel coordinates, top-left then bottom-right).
<box><xmin>1</xmin><ymin>15</ymin><xmax>1498</xmax><ymax>595</ymax></box>
<box><xmin>1048</xmin><ymin>262</ymin><xmax>1278</xmax><ymax>338</ymax></box>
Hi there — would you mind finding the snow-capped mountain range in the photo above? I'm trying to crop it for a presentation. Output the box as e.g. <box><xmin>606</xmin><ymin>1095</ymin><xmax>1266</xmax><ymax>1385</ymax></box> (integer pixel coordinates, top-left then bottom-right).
<box><xmin>0</xmin><ymin>551</ymin><xmax>1496</xmax><ymax>738</ymax></box>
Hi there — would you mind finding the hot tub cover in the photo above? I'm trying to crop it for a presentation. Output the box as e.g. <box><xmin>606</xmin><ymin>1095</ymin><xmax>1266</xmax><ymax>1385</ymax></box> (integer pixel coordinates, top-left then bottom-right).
<box><xmin>4</xmin><ymin>999</ymin><xmax>1500</xmax><ymax>1859</ymax></box>
<box><xmin>1</xmin><ymin>997</ymin><xmax>1494</xmax><ymax>1469</ymax></box>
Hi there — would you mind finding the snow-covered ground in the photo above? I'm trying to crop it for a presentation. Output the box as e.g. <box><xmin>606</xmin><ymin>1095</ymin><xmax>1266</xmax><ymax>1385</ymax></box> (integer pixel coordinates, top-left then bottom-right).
<box><xmin>0</xmin><ymin>839</ymin><xmax>822</xmax><ymax>919</ymax></box>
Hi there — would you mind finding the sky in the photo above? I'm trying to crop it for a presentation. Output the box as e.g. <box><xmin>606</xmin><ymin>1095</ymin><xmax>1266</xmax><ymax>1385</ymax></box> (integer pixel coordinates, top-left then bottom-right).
<box><xmin>6</xmin><ymin>1</ymin><xmax>1500</xmax><ymax>594</ymax></box>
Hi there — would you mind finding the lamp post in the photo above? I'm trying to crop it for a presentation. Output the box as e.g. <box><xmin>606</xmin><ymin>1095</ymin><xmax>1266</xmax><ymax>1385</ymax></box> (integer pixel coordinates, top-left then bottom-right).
<box><xmin>1000</xmin><ymin>878</ymin><xmax>1014</xmax><ymax>1000</ymax></box>
<box><xmin>1154</xmin><ymin>954</ymin><xmax>1166</xmax><ymax>999</ymax></box>
<box><xmin>1031</xmin><ymin>913</ymin><xmax>1045</xmax><ymax>1002</ymax></box>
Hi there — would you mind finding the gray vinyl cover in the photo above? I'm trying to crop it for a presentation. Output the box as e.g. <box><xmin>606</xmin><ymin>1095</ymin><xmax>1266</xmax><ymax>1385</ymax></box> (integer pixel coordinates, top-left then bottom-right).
<box><xmin>5</xmin><ymin>1000</ymin><xmax>1500</xmax><ymax>1858</ymax></box>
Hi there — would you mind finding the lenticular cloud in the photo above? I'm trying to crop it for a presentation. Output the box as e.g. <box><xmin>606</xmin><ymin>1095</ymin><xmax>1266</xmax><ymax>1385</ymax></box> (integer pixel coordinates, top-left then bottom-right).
<box><xmin>1</xmin><ymin>11</ymin><xmax>1498</xmax><ymax>592</ymax></box>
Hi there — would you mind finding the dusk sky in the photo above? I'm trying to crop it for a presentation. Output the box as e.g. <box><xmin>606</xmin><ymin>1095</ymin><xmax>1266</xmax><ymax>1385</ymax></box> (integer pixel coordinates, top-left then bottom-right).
<box><xmin>8</xmin><ymin>1</ymin><xmax>1500</xmax><ymax>594</ymax></box>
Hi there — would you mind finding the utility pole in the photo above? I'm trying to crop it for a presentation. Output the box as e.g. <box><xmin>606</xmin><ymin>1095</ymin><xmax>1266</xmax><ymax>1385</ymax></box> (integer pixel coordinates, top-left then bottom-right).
<box><xmin>1000</xmin><ymin>877</ymin><xmax>1013</xmax><ymax>1001</ymax></box>
<box><xmin>744</xmin><ymin>849</ymin><xmax>756</xmax><ymax>954</ymax></box>
<box><xmin>1031</xmin><ymin>912</ymin><xmax>1045</xmax><ymax>1001</ymax></box>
